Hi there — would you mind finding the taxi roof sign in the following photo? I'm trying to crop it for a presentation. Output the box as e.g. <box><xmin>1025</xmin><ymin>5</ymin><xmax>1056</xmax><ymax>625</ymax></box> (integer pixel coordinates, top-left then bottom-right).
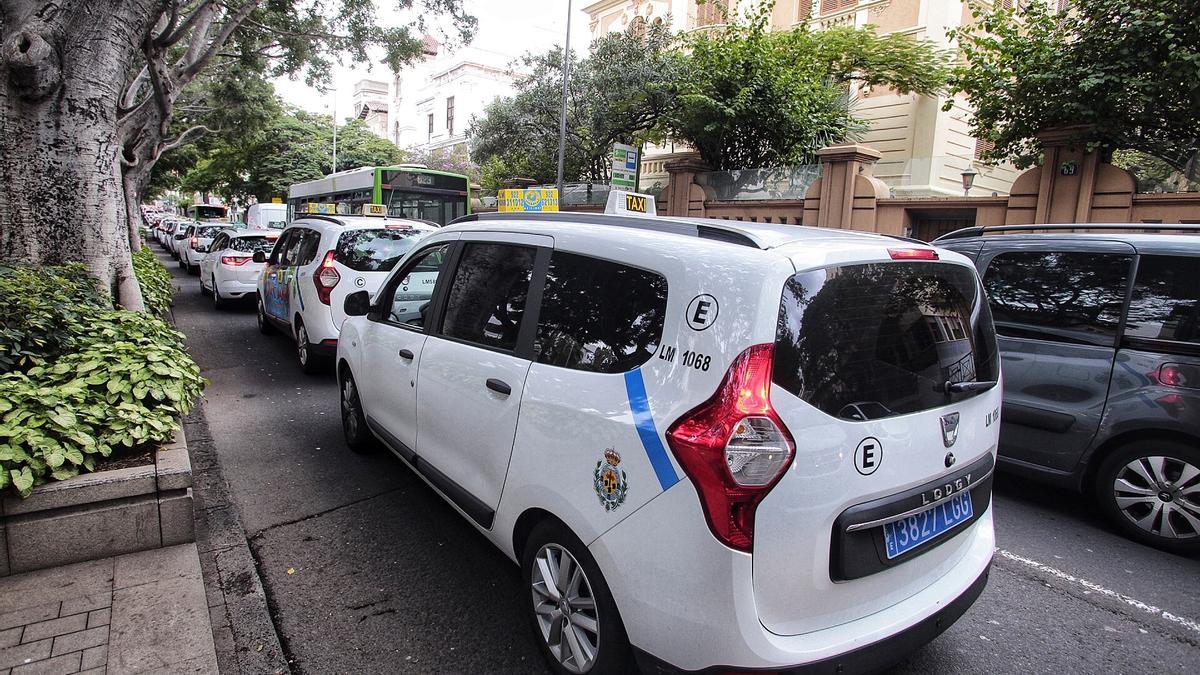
<box><xmin>498</xmin><ymin>188</ymin><xmax>558</xmax><ymax>212</ymax></box>
<box><xmin>361</xmin><ymin>204</ymin><xmax>387</xmax><ymax>217</ymax></box>
<box><xmin>605</xmin><ymin>190</ymin><xmax>656</xmax><ymax>218</ymax></box>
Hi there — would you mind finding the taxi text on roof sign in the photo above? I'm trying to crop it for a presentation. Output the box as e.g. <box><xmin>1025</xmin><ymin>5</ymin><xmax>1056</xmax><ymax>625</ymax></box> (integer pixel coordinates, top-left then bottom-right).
<box><xmin>498</xmin><ymin>188</ymin><xmax>559</xmax><ymax>212</ymax></box>
<box><xmin>604</xmin><ymin>190</ymin><xmax>656</xmax><ymax>217</ymax></box>
<box><xmin>360</xmin><ymin>204</ymin><xmax>387</xmax><ymax>217</ymax></box>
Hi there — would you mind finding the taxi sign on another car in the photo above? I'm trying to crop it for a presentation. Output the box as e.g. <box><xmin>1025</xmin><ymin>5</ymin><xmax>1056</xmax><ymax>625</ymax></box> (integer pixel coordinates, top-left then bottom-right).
<box><xmin>360</xmin><ymin>204</ymin><xmax>387</xmax><ymax>217</ymax></box>
<box><xmin>498</xmin><ymin>188</ymin><xmax>558</xmax><ymax>212</ymax></box>
<box><xmin>604</xmin><ymin>190</ymin><xmax>656</xmax><ymax>217</ymax></box>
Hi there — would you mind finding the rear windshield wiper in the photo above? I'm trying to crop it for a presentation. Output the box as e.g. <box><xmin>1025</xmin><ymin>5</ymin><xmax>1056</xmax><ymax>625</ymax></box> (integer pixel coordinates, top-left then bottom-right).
<box><xmin>945</xmin><ymin>380</ymin><xmax>998</xmax><ymax>393</ymax></box>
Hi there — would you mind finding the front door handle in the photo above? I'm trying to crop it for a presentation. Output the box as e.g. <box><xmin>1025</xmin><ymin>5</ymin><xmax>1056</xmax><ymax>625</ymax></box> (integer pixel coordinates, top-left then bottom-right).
<box><xmin>485</xmin><ymin>378</ymin><xmax>511</xmax><ymax>396</ymax></box>
<box><xmin>398</xmin><ymin>348</ymin><xmax>414</xmax><ymax>360</ymax></box>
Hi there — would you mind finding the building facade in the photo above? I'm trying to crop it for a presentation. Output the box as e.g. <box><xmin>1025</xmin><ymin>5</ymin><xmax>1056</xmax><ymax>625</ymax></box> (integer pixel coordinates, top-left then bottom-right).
<box><xmin>352</xmin><ymin>39</ymin><xmax>519</xmax><ymax>154</ymax></box>
<box><xmin>582</xmin><ymin>0</ymin><xmax>1023</xmax><ymax>196</ymax></box>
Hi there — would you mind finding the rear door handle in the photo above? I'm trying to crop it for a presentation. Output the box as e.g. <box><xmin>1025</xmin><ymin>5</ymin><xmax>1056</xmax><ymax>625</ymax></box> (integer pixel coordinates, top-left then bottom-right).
<box><xmin>398</xmin><ymin>348</ymin><xmax>414</xmax><ymax>360</ymax></box>
<box><xmin>485</xmin><ymin>378</ymin><xmax>511</xmax><ymax>396</ymax></box>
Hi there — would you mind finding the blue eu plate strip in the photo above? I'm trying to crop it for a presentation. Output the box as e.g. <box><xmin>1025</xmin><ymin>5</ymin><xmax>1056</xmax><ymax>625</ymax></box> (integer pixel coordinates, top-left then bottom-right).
<box><xmin>625</xmin><ymin>369</ymin><xmax>680</xmax><ymax>491</ymax></box>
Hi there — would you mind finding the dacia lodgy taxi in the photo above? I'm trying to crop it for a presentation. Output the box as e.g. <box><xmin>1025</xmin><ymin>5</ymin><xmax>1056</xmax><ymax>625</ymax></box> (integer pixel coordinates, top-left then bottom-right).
<box><xmin>335</xmin><ymin>198</ymin><xmax>1001</xmax><ymax>674</ymax></box>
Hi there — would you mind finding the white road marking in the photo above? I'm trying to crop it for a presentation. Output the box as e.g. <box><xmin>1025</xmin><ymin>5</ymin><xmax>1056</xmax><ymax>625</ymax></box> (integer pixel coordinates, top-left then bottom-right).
<box><xmin>996</xmin><ymin>548</ymin><xmax>1200</xmax><ymax>635</ymax></box>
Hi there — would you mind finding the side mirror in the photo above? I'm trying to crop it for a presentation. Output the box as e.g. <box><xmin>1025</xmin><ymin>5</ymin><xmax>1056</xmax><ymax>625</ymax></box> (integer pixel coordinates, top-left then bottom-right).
<box><xmin>252</xmin><ymin>251</ymin><xmax>267</xmax><ymax>264</ymax></box>
<box><xmin>344</xmin><ymin>290</ymin><xmax>371</xmax><ymax>317</ymax></box>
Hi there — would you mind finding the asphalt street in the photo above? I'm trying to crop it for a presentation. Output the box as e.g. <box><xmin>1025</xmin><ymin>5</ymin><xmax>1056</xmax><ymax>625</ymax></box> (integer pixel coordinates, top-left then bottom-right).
<box><xmin>161</xmin><ymin>247</ymin><xmax>1200</xmax><ymax>674</ymax></box>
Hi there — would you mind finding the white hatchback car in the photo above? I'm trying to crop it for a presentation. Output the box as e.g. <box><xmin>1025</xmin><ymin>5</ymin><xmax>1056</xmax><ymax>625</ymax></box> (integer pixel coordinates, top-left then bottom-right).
<box><xmin>199</xmin><ymin>229</ymin><xmax>280</xmax><ymax>309</ymax></box>
<box><xmin>179</xmin><ymin>223</ymin><xmax>223</xmax><ymax>274</ymax></box>
<box><xmin>335</xmin><ymin>212</ymin><xmax>1002</xmax><ymax>674</ymax></box>
<box><xmin>254</xmin><ymin>215</ymin><xmax>436</xmax><ymax>373</ymax></box>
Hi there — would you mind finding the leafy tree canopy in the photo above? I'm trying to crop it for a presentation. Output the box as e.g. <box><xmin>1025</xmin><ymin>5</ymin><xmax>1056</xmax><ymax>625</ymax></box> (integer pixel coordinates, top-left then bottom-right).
<box><xmin>948</xmin><ymin>0</ymin><xmax>1200</xmax><ymax>171</ymax></box>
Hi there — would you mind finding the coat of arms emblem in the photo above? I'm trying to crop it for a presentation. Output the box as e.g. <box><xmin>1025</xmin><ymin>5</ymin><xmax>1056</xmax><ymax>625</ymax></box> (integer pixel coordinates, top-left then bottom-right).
<box><xmin>593</xmin><ymin>448</ymin><xmax>629</xmax><ymax>511</ymax></box>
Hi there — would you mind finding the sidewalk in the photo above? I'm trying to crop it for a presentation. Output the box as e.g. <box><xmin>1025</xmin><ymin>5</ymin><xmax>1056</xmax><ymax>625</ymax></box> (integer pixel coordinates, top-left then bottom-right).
<box><xmin>0</xmin><ymin>544</ymin><xmax>218</xmax><ymax>675</ymax></box>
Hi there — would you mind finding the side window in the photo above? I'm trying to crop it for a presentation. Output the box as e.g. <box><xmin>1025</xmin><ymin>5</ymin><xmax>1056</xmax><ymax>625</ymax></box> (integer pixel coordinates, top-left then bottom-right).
<box><xmin>270</xmin><ymin>231</ymin><xmax>293</xmax><ymax>265</ymax></box>
<box><xmin>440</xmin><ymin>243</ymin><xmax>537</xmax><ymax>351</ymax></box>
<box><xmin>212</xmin><ymin>234</ymin><xmax>229</xmax><ymax>251</ymax></box>
<box><xmin>983</xmin><ymin>251</ymin><xmax>1131</xmax><ymax>345</ymax></box>
<box><xmin>282</xmin><ymin>230</ymin><xmax>308</xmax><ymax>266</ymax></box>
<box><xmin>1124</xmin><ymin>255</ymin><xmax>1200</xmax><ymax>345</ymax></box>
<box><xmin>384</xmin><ymin>243</ymin><xmax>452</xmax><ymax>328</ymax></box>
<box><xmin>297</xmin><ymin>229</ymin><xmax>322</xmax><ymax>266</ymax></box>
<box><xmin>535</xmin><ymin>252</ymin><xmax>668</xmax><ymax>373</ymax></box>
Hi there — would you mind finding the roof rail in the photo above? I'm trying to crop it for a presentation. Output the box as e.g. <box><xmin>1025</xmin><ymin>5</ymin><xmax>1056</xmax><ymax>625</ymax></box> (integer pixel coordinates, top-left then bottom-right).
<box><xmin>935</xmin><ymin>223</ymin><xmax>1200</xmax><ymax>241</ymax></box>
<box><xmin>454</xmin><ymin>211</ymin><xmax>763</xmax><ymax>249</ymax></box>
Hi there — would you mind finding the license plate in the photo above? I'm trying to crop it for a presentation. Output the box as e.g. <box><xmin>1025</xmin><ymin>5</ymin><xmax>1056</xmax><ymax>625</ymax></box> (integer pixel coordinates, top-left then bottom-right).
<box><xmin>883</xmin><ymin>492</ymin><xmax>973</xmax><ymax>559</ymax></box>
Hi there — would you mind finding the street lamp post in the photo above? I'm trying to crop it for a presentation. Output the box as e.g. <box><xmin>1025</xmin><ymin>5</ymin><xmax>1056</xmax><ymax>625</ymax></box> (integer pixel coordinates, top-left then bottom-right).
<box><xmin>332</xmin><ymin>95</ymin><xmax>338</xmax><ymax>173</ymax></box>
<box><xmin>961</xmin><ymin>166</ymin><xmax>978</xmax><ymax>197</ymax></box>
<box><xmin>555</xmin><ymin>0</ymin><xmax>573</xmax><ymax>198</ymax></box>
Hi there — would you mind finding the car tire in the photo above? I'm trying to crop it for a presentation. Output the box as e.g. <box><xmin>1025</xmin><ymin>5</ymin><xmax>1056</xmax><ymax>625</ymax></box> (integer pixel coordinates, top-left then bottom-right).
<box><xmin>1094</xmin><ymin>439</ymin><xmax>1200</xmax><ymax>554</ymax></box>
<box><xmin>295</xmin><ymin>320</ymin><xmax>324</xmax><ymax>375</ymax></box>
<box><xmin>188</xmin><ymin>263</ymin><xmax>199</xmax><ymax>276</ymax></box>
<box><xmin>199</xmin><ymin>276</ymin><xmax>211</xmax><ymax>297</ymax></box>
<box><xmin>256</xmin><ymin>296</ymin><xmax>274</xmax><ymax>335</ymax></box>
<box><xmin>339</xmin><ymin>368</ymin><xmax>376</xmax><ymax>454</ymax></box>
<box><xmin>178</xmin><ymin>256</ymin><xmax>186</xmax><ymax>270</ymax></box>
<box><xmin>522</xmin><ymin>519</ymin><xmax>633</xmax><ymax>675</ymax></box>
<box><xmin>212</xmin><ymin>277</ymin><xmax>227</xmax><ymax>309</ymax></box>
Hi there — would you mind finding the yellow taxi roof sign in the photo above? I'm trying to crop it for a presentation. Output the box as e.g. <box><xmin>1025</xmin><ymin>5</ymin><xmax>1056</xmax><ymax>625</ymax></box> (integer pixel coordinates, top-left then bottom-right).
<box><xmin>605</xmin><ymin>190</ymin><xmax>656</xmax><ymax>217</ymax></box>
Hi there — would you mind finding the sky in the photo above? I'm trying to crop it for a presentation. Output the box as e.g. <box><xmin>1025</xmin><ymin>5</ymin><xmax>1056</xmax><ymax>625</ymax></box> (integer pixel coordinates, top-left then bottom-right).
<box><xmin>273</xmin><ymin>0</ymin><xmax>593</xmax><ymax>115</ymax></box>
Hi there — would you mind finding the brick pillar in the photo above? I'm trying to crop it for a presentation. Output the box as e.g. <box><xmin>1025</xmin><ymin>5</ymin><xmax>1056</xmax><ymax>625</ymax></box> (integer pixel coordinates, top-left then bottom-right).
<box><xmin>802</xmin><ymin>144</ymin><xmax>889</xmax><ymax>230</ymax></box>
<box><xmin>663</xmin><ymin>156</ymin><xmax>710</xmax><ymax>217</ymax></box>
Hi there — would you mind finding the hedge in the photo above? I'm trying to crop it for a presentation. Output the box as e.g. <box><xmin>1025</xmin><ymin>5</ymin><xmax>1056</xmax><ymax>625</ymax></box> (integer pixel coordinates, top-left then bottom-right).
<box><xmin>0</xmin><ymin>254</ymin><xmax>204</xmax><ymax>496</ymax></box>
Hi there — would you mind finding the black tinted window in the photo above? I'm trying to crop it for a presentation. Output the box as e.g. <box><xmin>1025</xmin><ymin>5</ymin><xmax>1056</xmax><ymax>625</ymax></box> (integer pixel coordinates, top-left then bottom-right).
<box><xmin>1125</xmin><ymin>255</ymin><xmax>1200</xmax><ymax>345</ymax></box>
<box><xmin>296</xmin><ymin>229</ymin><xmax>321</xmax><ymax>265</ymax></box>
<box><xmin>229</xmin><ymin>236</ymin><xmax>276</xmax><ymax>254</ymax></box>
<box><xmin>774</xmin><ymin>262</ymin><xmax>998</xmax><ymax>421</ymax></box>
<box><xmin>984</xmin><ymin>251</ymin><xmax>1130</xmax><ymax>344</ymax></box>
<box><xmin>336</xmin><ymin>229</ymin><xmax>425</xmax><ymax>272</ymax></box>
<box><xmin>441</xmin><ymin>243</ymin><xmax>536</xmax><ymax>351</ymax></box>
<box><xmin>386</xmin><ymin>244</ymin><xmax>451</xmax><ymax>328</ymax></box>
<box><xmin>197</xmin><ymin>226</ymin><xmax>221</xmax><ymax>238</ymax></box>
<box><xmin>534</xmin><ymin>253</ymin><xmax>667</xmax><ymax>373</ymax></box>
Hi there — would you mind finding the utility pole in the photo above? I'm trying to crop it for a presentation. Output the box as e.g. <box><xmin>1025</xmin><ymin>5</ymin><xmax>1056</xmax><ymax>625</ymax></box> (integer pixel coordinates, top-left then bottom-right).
<box><xmin>555</xmin><ymin>0</ymin><xmax>573</xmax><ymax>198</ymax></box>
<box><xmin>332</xmin><ymin>92</ymin><xmax>338</xmax><ymax>173</ymax></box>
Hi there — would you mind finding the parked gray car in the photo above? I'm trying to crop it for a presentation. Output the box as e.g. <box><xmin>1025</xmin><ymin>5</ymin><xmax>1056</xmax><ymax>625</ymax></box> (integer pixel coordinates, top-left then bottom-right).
<box><xmin>937</xmin><ymin>225</ymin><xmax>1200</xmax><ymax>553</ymax></box>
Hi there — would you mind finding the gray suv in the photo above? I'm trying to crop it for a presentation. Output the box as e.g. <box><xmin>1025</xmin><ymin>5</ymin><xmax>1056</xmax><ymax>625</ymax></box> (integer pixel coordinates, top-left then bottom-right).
<box><xmin>937</xmin><ymin>225</ymin><xmax>1199</xmax><ymax>553</ymax></box>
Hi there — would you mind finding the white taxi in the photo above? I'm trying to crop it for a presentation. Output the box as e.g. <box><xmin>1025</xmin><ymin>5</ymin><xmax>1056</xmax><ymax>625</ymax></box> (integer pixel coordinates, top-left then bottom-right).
<box><xmin>254</xmin><ymin>212</ymin><xmax>435</xmax><ymax>373</ymax></box>
<box><xmin>334</xmin><ymin>201</ymin><xmax>1002</xmax><ymax>674</ymax></box>
<box><xmin>199</xmin><ymin>229</ymin><xmax>280</xmax><ymax>309</ymax></box>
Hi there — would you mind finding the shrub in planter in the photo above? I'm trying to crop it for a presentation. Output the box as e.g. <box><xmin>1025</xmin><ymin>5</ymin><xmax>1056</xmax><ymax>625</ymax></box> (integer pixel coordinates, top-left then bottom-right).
<box><xmin>0</xmin><ymin>260</ymin><xmax>204</xmax><ymax>497</ymax></box>
<box><xmin>133</xmin><ymin>246</ymin><xmax>174</xmax><ymax>316</ymax></box>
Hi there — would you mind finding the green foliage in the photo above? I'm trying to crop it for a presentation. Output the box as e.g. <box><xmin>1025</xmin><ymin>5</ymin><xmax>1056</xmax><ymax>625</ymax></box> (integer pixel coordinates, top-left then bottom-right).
<box><xmin>469</xmin><ymin>20</ymin><xmax>681</xmax><ymax>184</ymax></box>
<box><xmin>0</xmin><ymin>265</ymin><xmax>204</xmax><ymax>497</ymax></box>
<box><xmin>0</xmin><ymin>265</ymin><xmax>108</xmax><ymax>374</ymax></box>
<box><xmin>133</xmin><ymin>247</ymin><xmax>174</xmax><ymax>316</ymax></box>
<box><xmin>178</xmin><ymin>109</ymin><xmax>408</xmax><ymax>203</ymax></box>
<box><xmin>667</xmin><ymin>3</ymin><xmax>950</xmax><ymax>170</ymax></box>
<box><xmin>948</xmin><ymin>0</ymin><xmax>1200</xmax><ymax>170</ymax></box>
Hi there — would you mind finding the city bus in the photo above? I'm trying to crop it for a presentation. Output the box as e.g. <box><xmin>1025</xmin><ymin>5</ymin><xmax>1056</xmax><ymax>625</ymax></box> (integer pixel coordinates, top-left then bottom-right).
<box><xmin>286</xmin><ymin>165</ymin><xmax>470</xmax><ymax>226</ymax></box>
<box><xmin>187</xmin><ymin>204</ymin><xmax>229</xmax><ymax>222</ymax></box>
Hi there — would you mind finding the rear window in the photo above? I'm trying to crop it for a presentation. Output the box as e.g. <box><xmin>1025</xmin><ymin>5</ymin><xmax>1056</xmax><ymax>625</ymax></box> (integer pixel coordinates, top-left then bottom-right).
<box><xmin>335</xmin><ymin>229</ymin><xmax>424</xmax><ymax>272</ymax></box>
<box><xmin>196</xmin><ymin>226</ymin><xmax>221</xmax><ymax>238</ymax></box>
<box><xmin>228</xmin><ymin>236</ymin><xmax>276</xmax><ymax>254</ymax></box>
<box><xmin>774</xmin><ymin>261</ymin><xmax>998</xmax><ymax>421</ymax></box>
<box><xmin>1124</xmin><ymin>254</ymin><xmax>1200</xmax><ymax>346</ymax></box>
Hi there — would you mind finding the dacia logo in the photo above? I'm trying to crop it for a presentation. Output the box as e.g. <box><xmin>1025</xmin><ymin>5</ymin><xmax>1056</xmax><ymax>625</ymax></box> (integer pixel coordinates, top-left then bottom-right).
<box><xmin>940</xmin><ymin>412</ymin><xmax>960</xmax><ymax>448</ymax></box>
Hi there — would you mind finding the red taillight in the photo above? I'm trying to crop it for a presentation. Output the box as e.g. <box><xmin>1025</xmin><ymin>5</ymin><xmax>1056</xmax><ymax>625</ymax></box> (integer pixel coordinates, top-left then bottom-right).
<box><xmin>666</xmin><ymin>344</ymin><xmax>795</xmax><ymax>552</ymax></box>
<box><xmin>190</xmin><ymin>236</ymin><xmax>199</xmax><ymax>249</ymax></box>
<box><xmin>888</xmin><ymin>247</ymin><xmax>938</xmax><ymax>260</ymax></box>
<box><xmin>313</xmin><ymin>250</ymin><xmax>340</xmax><ymax>305</ymax></box>
<box><xmin>1158</xmin><ymin>364</ymin><xmax>1186</xmax><ymax>388</ymax></box>
<box><xmin>221</xmin><ymin>256</ymin><xmax>251</xmax><ymax>266</ymax></box>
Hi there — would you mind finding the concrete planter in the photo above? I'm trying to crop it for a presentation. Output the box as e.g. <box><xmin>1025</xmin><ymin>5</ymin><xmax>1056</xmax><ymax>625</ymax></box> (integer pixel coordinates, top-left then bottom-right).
<box><xmin>0</xmin><ymin>429</ymin><xmax>194</xmax><ymax>576</ymax></box>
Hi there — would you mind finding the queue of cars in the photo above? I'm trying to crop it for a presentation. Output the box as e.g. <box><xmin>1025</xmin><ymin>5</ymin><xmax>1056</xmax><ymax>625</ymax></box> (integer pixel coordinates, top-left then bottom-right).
<box><xmin>151</xmin><ymin>201</ymin><xmax>1199</xmax><ymax>674</ymax></box>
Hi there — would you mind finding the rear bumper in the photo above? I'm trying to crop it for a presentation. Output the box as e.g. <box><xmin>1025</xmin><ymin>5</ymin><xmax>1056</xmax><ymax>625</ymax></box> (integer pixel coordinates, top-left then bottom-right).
<box><xmin>215</xmin><ymin>278</ymin><xmax>258</xmax><ymax>298</ymax></box>
<box><xmin>635</xmin><ymin>563</ymin><xmax>990</xmax><ymax>675</ymax></box>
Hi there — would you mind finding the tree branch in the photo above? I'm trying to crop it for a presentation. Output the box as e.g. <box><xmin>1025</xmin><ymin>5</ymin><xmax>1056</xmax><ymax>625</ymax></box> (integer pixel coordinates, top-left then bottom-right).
<box><xmin>156</xmin><ymin>0</ymin><xmax>216</xmax><ymax>48</ymax></box>
<box><xmin>155</xmin><ymin>124</ymin><xmax>220</xmax><ymax>161</ymax></box>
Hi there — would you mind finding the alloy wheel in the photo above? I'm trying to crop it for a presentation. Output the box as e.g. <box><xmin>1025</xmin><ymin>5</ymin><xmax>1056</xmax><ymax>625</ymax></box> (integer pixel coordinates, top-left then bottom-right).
<box><xmin>1112</xmin><ymin>455</ymin><xmax>1200</xmax><ymax>540</ymax></box>
<box><xmin>297</xmin><ymin>324</ymin><xmax>309</xmax><ymax>367</ymax></box>
<box><xmin>531</xmin><ymin>544</ymin><xmax>600</xmax><ymax>674</ymax></box>
<box><xmin>341</xmin><ymin>375</ymin><xmax>359</xmax><ymax>440</ymax></box>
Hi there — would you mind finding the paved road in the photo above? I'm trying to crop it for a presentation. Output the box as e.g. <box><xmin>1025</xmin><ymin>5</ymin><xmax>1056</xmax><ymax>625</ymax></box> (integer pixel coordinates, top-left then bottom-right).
<box><xmin>161</xmin><ymin>248</ymin><xmax>1200</xmax><ymax>674</ymax></box>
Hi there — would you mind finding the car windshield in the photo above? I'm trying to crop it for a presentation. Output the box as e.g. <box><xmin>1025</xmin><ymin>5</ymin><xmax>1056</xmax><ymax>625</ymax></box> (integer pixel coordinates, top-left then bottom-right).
<box><xmin>228</xmin><ymin>236</ymin><xmax>276</xmax><ymax>254</ymax></box>
<box><xmin>334</xmin><ymin>228</ymin><xmax>424</xmax><ymax>272</ymax></box>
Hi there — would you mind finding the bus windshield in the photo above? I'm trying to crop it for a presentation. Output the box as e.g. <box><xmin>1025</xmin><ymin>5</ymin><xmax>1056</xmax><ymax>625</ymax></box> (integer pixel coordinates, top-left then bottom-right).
<box><xmin>383</xmin><ymin>190</ymin><xmax>468</xmax><ymax>224</ymax></box>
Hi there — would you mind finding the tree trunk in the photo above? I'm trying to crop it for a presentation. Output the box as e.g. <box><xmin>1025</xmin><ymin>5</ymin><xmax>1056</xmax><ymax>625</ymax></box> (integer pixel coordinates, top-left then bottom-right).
<box><xmin>0</xmin><ymin>0</ymin><xmax>158</xmax><ymax>309</ymax></box>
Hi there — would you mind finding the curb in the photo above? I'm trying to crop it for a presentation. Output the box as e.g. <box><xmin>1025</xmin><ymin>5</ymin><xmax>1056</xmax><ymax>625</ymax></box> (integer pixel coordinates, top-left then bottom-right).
<box><xmin>0</xmin><ymin>430</ymin><xmax>195</xmax><ymax>576</ymax></box>
<box><xmin>185</xmin><ymin>402</ymin><xmax>291</xmax><ymax>674</ymax></box>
